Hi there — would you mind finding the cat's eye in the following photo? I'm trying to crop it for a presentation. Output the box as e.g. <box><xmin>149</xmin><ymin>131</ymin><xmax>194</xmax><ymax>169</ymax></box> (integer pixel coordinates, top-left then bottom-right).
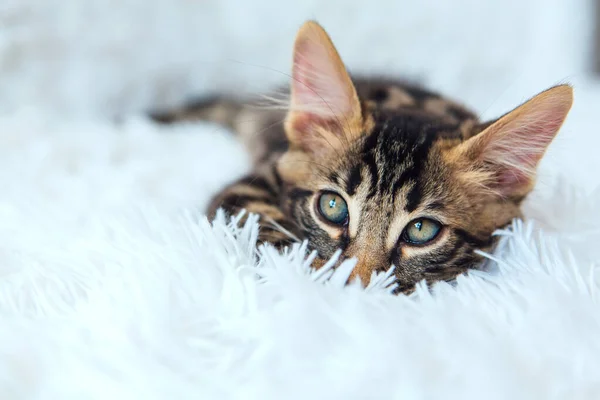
<box><xmin>402</xmin><ymin>218</ymin><xmax>442</xmax><ymax>245</ymax></box>
<box><xmin>317</xmin><ymin>191</ymin><xmax>349</xmax><ymax>225</ymax></box>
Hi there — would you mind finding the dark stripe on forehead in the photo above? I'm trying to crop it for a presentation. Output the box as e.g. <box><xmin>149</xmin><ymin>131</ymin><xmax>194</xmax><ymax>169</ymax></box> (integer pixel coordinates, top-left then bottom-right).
<box><xmin>345</xmin><ymin>164</ymin><xmax>362</xmax><ymax>196</ymax></box>
<box><xmin>376</xmin><ymin>130</ymin><xmax>402</xmax><ymax>193</ymax></box>
<box><xmin>391</xmin><ymin>166</ymin><xmax>417</xmax><ymax>203</ymax></box>
<box><xmin>378</xmin><ymin>166</ymin><xmax>395</xmax><ymax>194</ymax></box>
<box><xmin>405</xmin><ymin>180</ymin><xmax>422</xmax><ymax>213</ymax></box>
<box><xmin>362</xmin><ymin>112</ymin><xmax>458</xmax><ymax>207</ymax></box>
<box><xmin>399</xmin><ymin>162</ymin><xmax>424</xmax><ymax>212</ymax></box>
<box><xmin>403</xmin><ymin>128</ymin><xmax>437</xmax><ymax>212</ymax></box>
<box><xmin>372</xmin><ymin>116</ymin><xmax>436</xmax><ymax>197</ymax></box>
<box><xmin>360</xmin><ymin>126</ymin><xmax>386</xmax><ymax>198</ymax></box>
<box><xmin>391</xmin><ymin>178</ymin><xmax>406</xmax><ymax>203</ymax></box>
<box><xmin>362</xmin><ymin>152</ymin><xmax>379</xmax><ymax>198</ymax></box>
<box><xmin>362</xmin><ymin>129</ymin><xmax>381</xmax><ymax>153</ymax></box>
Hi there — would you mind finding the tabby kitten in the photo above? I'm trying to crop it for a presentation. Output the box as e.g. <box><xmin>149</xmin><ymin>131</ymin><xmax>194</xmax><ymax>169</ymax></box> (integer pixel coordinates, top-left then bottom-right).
<box><xmin>151</xmin><ymin>21</ymin><xmax>573</xmax><ymax>293</ymax></box>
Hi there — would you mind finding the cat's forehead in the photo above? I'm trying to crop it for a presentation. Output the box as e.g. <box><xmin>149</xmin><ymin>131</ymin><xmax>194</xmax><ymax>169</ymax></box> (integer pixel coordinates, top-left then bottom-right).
<box><xmin>350</xmin><ymin>115</ymin><xmax>462</xmax><ymax>174</ymax></box>
<box><xmin>368</xmin><ymin>115</ymin><xmax>465</xmax><ymax>147</ymax></box>
<box><xmin>314</xmin><ymin>115</ymin><xmax>467</xmax><ymax>220</ymax></box>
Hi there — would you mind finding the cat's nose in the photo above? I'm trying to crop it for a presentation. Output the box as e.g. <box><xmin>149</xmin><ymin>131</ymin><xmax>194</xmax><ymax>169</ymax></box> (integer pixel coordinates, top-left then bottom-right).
<box><xmin>347</xmin><ymin>256</ymin><xmax>378</xmax><ymax>287</ymax></box>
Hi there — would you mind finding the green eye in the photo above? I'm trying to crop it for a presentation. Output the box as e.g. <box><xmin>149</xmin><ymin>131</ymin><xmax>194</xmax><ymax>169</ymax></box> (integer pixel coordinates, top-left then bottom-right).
<box><xmin>317</xmin><ymin>191</ymin><xmax>349</xmax><ymax>225</ymax></box>
<box><xmin>403</xmin><ymin>218</ymin><xmax>442</xmax><ymax>245</ymax></box>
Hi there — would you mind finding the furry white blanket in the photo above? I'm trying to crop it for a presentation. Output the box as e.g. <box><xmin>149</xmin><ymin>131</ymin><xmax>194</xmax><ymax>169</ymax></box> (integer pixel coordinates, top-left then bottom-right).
<box><xmin>0</xmin><ymin>106</ymin><xmax>599</xmax><ymax>399</ymax></box>
<box><xmin>2</xmin><ymin>0</ymin><xmax>600</xmax><ymax>398</ymax></box>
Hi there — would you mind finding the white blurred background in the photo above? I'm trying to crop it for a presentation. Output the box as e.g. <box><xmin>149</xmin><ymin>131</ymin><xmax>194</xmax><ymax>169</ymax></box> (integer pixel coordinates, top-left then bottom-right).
<box><xmin>0</xmin><ymin>0</ymin><xmax>595</xmax><ymax>119</ymax></box>
<box><xmin>0</xmin><ymin>0</ymin><xmax>598</xmax><ymax>207</ymax></box>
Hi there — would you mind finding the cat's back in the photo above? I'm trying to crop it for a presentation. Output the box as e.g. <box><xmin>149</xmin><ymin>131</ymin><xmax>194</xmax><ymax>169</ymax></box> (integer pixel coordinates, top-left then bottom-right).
<box><xmin>352</xmin><ymin>77</ymin><xmax>478</xmax><ymax>125</ymax></box>
<box><xmin>149</xmin><ymin>77</ymin><xmax>479</xmax><ymax>163</ymax></box>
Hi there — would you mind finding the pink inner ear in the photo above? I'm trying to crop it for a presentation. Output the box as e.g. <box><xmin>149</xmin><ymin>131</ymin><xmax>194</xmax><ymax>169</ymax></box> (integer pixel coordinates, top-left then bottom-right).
<box><xmin>495</xmin><ymin>167</ymin><xmax>530</xmax><ymax>189</ymax></box>
<box><xmin>292</xmin><ymin>43</ymin><xmax>318</xmax><ymax>107</ymax></box>
<box><xmin>288</xmin><ymin>113</ymin><xmax>336</xmax><ymax>151</ymax></box>
<box><xmin>481</xmin><ymin>102</ymin><xmax>569</xmax><ymax>196</ymax></box>
<box><xmin>291</xmin><ymin>39</ymin><xmax>353</xmax><ymax>120</ymax></box>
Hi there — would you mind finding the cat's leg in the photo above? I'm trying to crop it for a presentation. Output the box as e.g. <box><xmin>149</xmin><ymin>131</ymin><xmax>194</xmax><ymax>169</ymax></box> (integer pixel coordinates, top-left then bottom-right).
<box><xmin>151</xmin><ymin>97</ymin><xmax>298</xmax><ymax>248</ymax></box>
<box><xmin>207</xmin><ymin>171</ymin><xmax>300</xmax><ymax>249</ymax></box>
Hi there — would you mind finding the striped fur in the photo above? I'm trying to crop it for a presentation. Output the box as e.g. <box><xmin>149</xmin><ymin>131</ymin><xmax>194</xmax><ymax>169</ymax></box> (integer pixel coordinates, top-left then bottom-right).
<box><xmin>150</xmin><ymin>21</ymin><xmax>572</xmax><ymax>294</ymax></box>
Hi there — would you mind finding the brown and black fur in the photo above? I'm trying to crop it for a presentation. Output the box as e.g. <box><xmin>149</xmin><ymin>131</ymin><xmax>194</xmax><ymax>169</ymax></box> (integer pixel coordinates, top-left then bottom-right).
<box><xmin>150</xmin><ymin>21</ymin><xmax>573</xmax><ymax>294</ymax></box>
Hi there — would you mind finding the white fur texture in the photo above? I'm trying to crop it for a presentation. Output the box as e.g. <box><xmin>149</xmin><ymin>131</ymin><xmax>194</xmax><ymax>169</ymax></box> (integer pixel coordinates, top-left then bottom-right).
<box><xmin>0</xmin><ymin>102</ymin><xmax>599</xmax><ymax>399</ymax></box>
<box><xmin>1</xmin><ymin>1</ymin><xmax>600</xmax><ymax>398</ymax></box>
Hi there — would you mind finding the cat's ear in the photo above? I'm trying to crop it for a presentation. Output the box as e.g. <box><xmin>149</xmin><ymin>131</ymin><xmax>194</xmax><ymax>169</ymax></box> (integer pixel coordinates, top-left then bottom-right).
<box><xmin>452</xmin><ymin>85</ymin><xmax>573</xmax><ymax>197</ymax></box>
<box><xmin>284</xmin><ymin>21</ymin><xmax>365</xmax><ymax>155</ymax></box>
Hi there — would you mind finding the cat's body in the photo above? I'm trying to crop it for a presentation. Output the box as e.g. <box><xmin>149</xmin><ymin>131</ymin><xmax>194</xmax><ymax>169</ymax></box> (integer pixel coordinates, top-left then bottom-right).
<box><xmin>151</xmin><ymin>78</ymin><xmax>479</xmax><ymax>165</ymax></box>
<box><xmin>151</xmin><ymin>21</ymin><xmax>573</xmax><ymax>293</ymax></box>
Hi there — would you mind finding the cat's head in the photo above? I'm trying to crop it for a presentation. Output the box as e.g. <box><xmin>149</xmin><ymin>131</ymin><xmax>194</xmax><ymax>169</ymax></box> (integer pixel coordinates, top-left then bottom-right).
<box><xmin>276</xmin><ymin>21</ymin><xmax>573</xmax><ymax>292</ymax></box>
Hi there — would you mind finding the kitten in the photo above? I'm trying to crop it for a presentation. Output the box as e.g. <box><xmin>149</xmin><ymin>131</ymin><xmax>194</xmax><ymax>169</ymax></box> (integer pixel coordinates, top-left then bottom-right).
<box><xmin>151</xmin><ymin>21</ymin><xmax>573</xmax><ymax>293</ymax></box>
